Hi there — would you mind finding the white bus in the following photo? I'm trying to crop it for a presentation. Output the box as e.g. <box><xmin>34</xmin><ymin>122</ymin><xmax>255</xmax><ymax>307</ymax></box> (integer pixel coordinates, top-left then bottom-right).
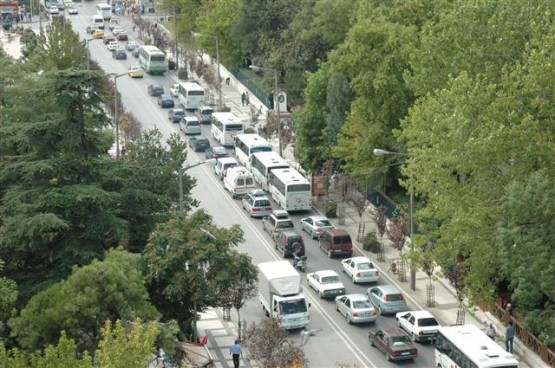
<box><xmin>268</xmin><ymin>168</ymin><xmax>311</xmax><ymax>212</ymax></box>
<box><xmin>138</xmin><ymin>45</ymin><xmax>167</xmax><ymax>75</ymax></box>
<box><xmin>234</xmin><ymin>134</ymin><xmax>272</xmax><ymax>169</ymax></box>
<box><xmin>435</xmin><ymin>325</ymin><xmax>519</xmax><ymax>368</ymax></box>
<box><xmin>212</xmin><ymin>112</ymin><xmax>244</xmax><ymax>147</ymax></box>
<box><xmin>250</xmin><ymin>152</ymin><xmax>290</xmax><ymax>191</ymax></box>
<box><xmin>178</xmin><ymin>82</ymin><xmax>205</xmax><ymax>110</ymax></box>
<box><xmin>96</xmin><ymin>3</ymin><xmax>112</xmax><ymax>20</ymax></box>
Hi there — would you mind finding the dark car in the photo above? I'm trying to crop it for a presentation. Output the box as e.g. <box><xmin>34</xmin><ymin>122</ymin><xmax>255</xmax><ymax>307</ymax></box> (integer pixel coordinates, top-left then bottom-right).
<box><xmin>103</xmin><ymin>35</ymin><xmax>116</xmax><ymax>44</ymax></box>
<box><xmin>274</xmin><ymin>230</ymin><xmax>305</xmax><ymax>258</ymax></box>
<box><xmin>148</xmin><ymin>84</ymin><xmax>164</xmax><ymax>97</ymax></box>
<box><xmin>369</xmin><ymin>328</ymin><xmax>418</xmax><ymax>362</ymax></box>
<box><xmin>189</xmin><ymin>135</ymin><xmax>211</xmax><ymax>152</ymax></box>
<box><xmin>116</xmin><ymin>33</ymin><xmax>128</xmax><ymax>41</ymax></box>
<box><xmin>157</xmin><ymin>94</ymin><xmax>175</xmax><ymax>108</ymax></box>
<box><xmin>112</xmin><ymin>49</ymin><xmax>127</xmax><ymax>60</ymax></box>
<box><xmin>205</xmin><ymin>146</ymin><xmax>228</xmax><ymax>159</ymax></box>
<box><xmin>168</xmin><ymin>108</ymin><xmax>185</xmax><ymax>123</ymax></box>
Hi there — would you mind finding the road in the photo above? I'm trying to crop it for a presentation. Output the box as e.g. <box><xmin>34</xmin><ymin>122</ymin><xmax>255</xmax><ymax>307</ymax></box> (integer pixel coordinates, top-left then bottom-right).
<box><xmin>70</xmin><ymin>5</ymin><xmax>437</xmax><ymax>367</ymax></box>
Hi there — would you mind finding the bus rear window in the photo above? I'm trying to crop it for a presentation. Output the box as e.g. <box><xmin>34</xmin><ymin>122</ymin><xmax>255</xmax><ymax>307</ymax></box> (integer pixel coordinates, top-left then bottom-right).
<box><xmin>251</xmin><ymin>146</ymin><xmax>272</xmax><ymax>154</ymax></box>
<box><xmin>151</xmin><ymin>55</ymin><xmax>165</xmax><ymax>62</ymax></box>
<box><xmin>287</xmin><ymin>184</ymin><xmax>310</xmax><ymax>192</ymax></box>
<box><xmin>188</xmin><ymin>91</ymin><xmax>204</xmax><ymax>96</ymax></box>
<box><xmin>225</xmin><ymin>124</ymin><xmax>243</xmax><ymax>131</ymax></box>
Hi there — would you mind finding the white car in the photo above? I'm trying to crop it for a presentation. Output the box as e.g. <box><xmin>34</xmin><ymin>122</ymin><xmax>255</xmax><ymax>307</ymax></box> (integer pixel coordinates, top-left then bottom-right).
<box><xmin>396</xmin><ymin>310</ymin><xmax>440</xmax><ymax>342</ymax></box>
<box><xmin>49</xmin><ymin>6</ymin><xmax>59</xmax><ymax>14</ymax></box>
<box><xmin>107</xmin><ymin>41</ymin><xmax>119</xmax><ymax>51</ymax></box>
<box><xmin>341</xmin><ymin>256</ymin><xmax>379</xmax><ymax>283</ymax></box>
<box><xmin>306</xmin><ymin>270</ymin><xmax>345</xmax><ymax>299</ymax></box>
<box><xmin>170</xmin><ymin>83</ymin><xmax>180</xmax><ymax>97</ymax></box>
<box><xmin>335</xmin><ymin>294</ymin><xmax>378</xmax><ymax>324</ymax></box>
<box><xmin>300</xmin><ymin>215</ymin><xmax>334</xmax><ymax>239</ymax></box>
<box><xmin>112</xmin><ymin>26</ymin><xmax>125</xmax><ymax>35</ymax></box>
<box><xmin>67</xmin><ymin>6</ymin><xmax>78</xmax><ymax>14</ymax></box>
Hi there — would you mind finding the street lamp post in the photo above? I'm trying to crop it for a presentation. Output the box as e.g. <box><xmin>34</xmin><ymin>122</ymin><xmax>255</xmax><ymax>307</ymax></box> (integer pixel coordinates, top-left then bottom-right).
<box><xmin>373</xmin><ymin>148</ymin><xmax>416</xmax><ymax>291</ymax></box>
<box><xmin>192</xmin><ymin>32</ymin><xmax>222</xmax><ymax>111</ymax></box>
<box><xmin>109</xmin><ymin>72</ymin><xmax>129</xmax><ymax>159</ymax></box>
<box><xmin>249</xmin><ymin>65</ymin><xmax>281</xmax><ymax>157</ymax></box>
<box><xmin>178</xmin><ymin>159</ymin><xmax>216</xmax><ymax>212</ymax></box>
<box><xmin>85</xmin><ymin>38</ymin><xmax>102</xmax><ymax>70</ymax></box>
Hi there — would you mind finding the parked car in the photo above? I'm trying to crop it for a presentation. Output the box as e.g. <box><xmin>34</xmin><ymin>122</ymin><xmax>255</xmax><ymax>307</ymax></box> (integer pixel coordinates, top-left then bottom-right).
<box><xmin>366</xmin><ymin>285</ymin><xmax>408</xmax><ymax>315</ymax></box>
<box><xmin>306</xmin><ymin>270</ymin><xmax>345</xmax><ymax>299</ymax></box>
<box><xmin>341</xmin><ymin>257</ymin><xmax>379</xmax><ymax>284</ymax></box>
<box><xmin>336</xmin><ymin>294</ymin><xmax>378</xmax><ymax>324</ymax></box>
<box><xmin>300</xmin><ymin>215</ymin><xmax>334</xmax><ymax>239</ymax></box>
<box><xmin>107</xmin><ymin>41</ymin><xmax>119</xmax><ymax>51</ymax></box>
<box><xmin>49</xmin><ymin>6</ymin><xmax>59</xmax><ymax>14</ymax></box>
<box><xmin>125</xmin><ymin>41</ymin><xmax>139</xmax><ymax>51</ymax></box>
<box><xmin>242</xmin><ymin>193</ymin><xmax>272</xmax><ymax>218</ymax></box>
<box><xmin>395</xmin><ymin>311</ymin><xmax>440</xmax><ymax>342</ymax></box>
<box><xmin>157</xmin><ymin>94</ymin><xmax>174</xmax><ymax>108</ymax></box>
<box><xmin>369</xmin><ymin>328</ymin><xmax>418</xmax><ymax>362</ymax></box>
<box><xmin>103</xmin><ymin>35</ymin><xmax>116</xmax><ymax>44</ymax></box>
<box><xmin>262</xmin><ymin>210</ymin><xmax>294</xmax><ymax>239</ymax></box>
<box><xmin>189</xmin><ymin>135</ymin><xmax>210</xmax><ymax>152</ymax></box>
<box><xmin>274</xmin><ymin>230</ymin><xmax>305</xmax><ymax>258</ymax></box>
<box><xmin>67</xmin><ymin>5</ymin><xmax>78</xmax><ymax>14</ymax></box>
<box><xmin>205</xmin><ymin>146</ymin><xmax>228</xmax><ymax>159</ymax></box>
<box><xmin>116</xmin><ymin>32</ymin><xmax>128</xmax><ymax>41</ymax></box>
<box><xmin>147</xmin><ymin>84</ymin><xmax>164</xmax><ymax>97</ymax></box>
<box><xmin>128</xmin><ymin>65</ymin><xmax>144</xmax><ymax>78</ymax></box>
<box><xmin>318</xmin><ymin>228</ymin><xmax>353</xmax><ymax>258</ymax></box>
<box><xmin>169</xmin><ymin>83</ymin><xmax>180</xmax><ymax>97</ymax></box>
<box><xmin>168</xmin><ymin>108</ymin><xmax>185</xmax><ymax>123</ymax></box>
<box><xmin>112</xmin><ymin>49</ymin><xmax>127</xmax><ymax>60</ymax></box>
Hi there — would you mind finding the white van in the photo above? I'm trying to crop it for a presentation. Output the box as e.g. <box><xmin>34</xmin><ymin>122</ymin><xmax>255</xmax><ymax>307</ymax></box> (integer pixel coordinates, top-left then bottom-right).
<box><xmin>180</xmin><ymin>116</ymin><xmax>201</xmax><ymax>135</ymax></box>
<box><xmin>214</xmin><ymin>157</ymin><xmax>238</xmax><ymax>181</ymax></box>
<box><xmin>223</xmin><ymin>166</ymin><xmax>256</xmax><ymax>199</ymax></box>
<box><xmin>91</xmin><ymin>15</ymin><xmax>105</xmax><ymax>30</ymax></box>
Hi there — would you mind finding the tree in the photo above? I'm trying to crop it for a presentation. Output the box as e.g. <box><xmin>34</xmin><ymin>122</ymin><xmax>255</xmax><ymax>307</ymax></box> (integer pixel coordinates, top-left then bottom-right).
<box><xmin>9</xmin><ymin>249</ymin><xmax>159</xmax><ymax>353</ymax></box>
<box><xmin>0</xmin><ymin>261</ymin><xmax>17</xmax><ymax>341</ymax></box>
<box><xmin>143</xmin><ymin>210</ymin><xmax>255</xmax><ymax>338</ymax></box>
<box><xmin>244</xmin><ymin>318</ymin><xmax>306</xmax><ymax>368</ymax></box>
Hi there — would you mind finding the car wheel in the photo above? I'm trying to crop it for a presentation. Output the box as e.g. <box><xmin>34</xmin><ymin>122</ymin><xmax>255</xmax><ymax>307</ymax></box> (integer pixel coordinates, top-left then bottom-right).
<box><xmin>378</xmin><ymin>306</ymin><xmax>383</xmax><ymax>315</ymax></box>
<box><xmin>311</xmin><ymin>230</ymin><xmax>316</xmax><ymax>239</ymax></box>
<box><xmin>385</xmin><ymin>353</ymin><xmax>392</xmax><ymax>362</ymax></box>
<box><xmin>347</xmin><ymin>314</ymin><xmax>352</xmax><ymax>324</ymax></box>
<box><xmin>352</xmin><ymin>275</ymin><xmax>356</xmax><ymax>284</ymax></box>
<box><xmin>335</xmin><ymin>303</ymin><xmax>339</xmax><ymax>311</ymax></box>
<box><xmin>411</xmin><ymin>333</ymin><xmax>417</xmax><ymax>342</ymax></box>
<box><xmin>370</xmin><ymin>338</ymin><xmax>375</xmax><ymax>347</ymax></box>
<box><xmin>327</xmin><ymin>250</ymin><xmax>333</xmax><ymax>258</ymax></box>
<box><xmin>318</xmin><ymin>241</ymin><xmax>322</xmax><ymax>249</ymax></box>
<box><xmin>318</xmin><ymin>290</ymin><xmax>323</xmax><ymax>299</ymax></box>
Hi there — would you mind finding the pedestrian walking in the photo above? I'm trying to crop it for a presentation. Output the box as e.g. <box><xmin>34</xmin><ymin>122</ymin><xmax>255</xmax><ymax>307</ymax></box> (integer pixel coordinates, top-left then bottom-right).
<box><xmin>505</xmin><ymin>321</ymin><xmax>515</xmax><ymax>353</ymax></box>
<box><xmin>226</xmin><ymin>77</ymin><xmax>231</xmax><ymax>85</ymax></box>
<box><xmin>486</xmin><ymin>323</ymin><xmax>496</xmax><ymax>340</ymax></box>
<box><xmin>241</xmin><ymin>92</ymin><xmax>246</xmax><ymax>106</ymax></box>
<box><xmin>230</xmin><ymin>340</ymin><xmax>242</xmax><ymax>368</ymax></box>
<box><xmin>245</xmin><ymin>92</ymin><xmax>250</xmax><ymax>106</ymax></box>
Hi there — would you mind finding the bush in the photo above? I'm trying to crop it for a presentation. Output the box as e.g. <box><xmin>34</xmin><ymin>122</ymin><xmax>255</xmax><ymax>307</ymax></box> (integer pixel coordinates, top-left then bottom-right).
<box><xmin>324</xmin><ymin>200</ymin><xmax>337</xmax><ymax>218</ymax></box>
<box><xmin>244</xmin><ymin>127</ymin><xmax>255</xmax><ymax>134</ymax></box>
<box><xmin>363</xmin><ymin>231</ymin><xmax>380</xmax><ymax>253</ymax></box>
<box><xmin>2</xmin><ymin>24</ymin><xmax>12</xmax><ymax>31</ymax></box>
<box><xmin>177</xmin><ymin>68</ymin><xmax>188</xmax><ymax>81</ymax></box>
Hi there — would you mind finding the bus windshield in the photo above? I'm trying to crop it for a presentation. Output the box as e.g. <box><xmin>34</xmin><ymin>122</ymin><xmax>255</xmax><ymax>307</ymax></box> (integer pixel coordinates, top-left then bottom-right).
<box><xmin>226</xmin><ymin>124</ymin><xmax>243</xmax><ymax>131</ymax></box>
<box><xmin>151</xmin><ymin>55</ymin><xmax>165</xmax><ymax>62</ymax></box>
<box><xmin>251</xmin><ymin>146</ymin><xmax>272</xmax><ymax>154</ymax></box>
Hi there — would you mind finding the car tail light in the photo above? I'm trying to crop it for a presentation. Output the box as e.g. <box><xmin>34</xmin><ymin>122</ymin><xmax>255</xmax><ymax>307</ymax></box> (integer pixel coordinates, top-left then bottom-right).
<box><xmin>353</xmin><ymin>312</ymin><xmax>359</xmax><ymax>317</ymax></box>
<box><xmin>315</xmin><ymin>227</ymin><xmax>321</xmax><ymax>232</ymax></box>
<box><xmin>266</xmin><ymin>207</ymin><xmax>272</xmax><ymax>210</ymax></box>
<box><xmin>376</xmin><ymin>271</ymin><xmax>379</xmax><ymax>276</ymax></box>
<box><xmin>392</xmin><ymin>351</ymin><xmax>400</xmax><ymax>357</ymax></box>
<box><xmin>356</xmin><ymin>272</ymin><xmax>361</xmax><ymax>278</ymax></box>
<box><xmin>252</xmin><ymin>208</ymin><xmax>259</xmax><ymax>212</ymax></box>
<box><xmin>383</xmin><ymin>295</ymin><xmax>388</xmax><ymax>301</ymax></box>
<box><xmin>411</xmin><ymin>349</ymin><xmax>418</xmax><ymax>355</ymax></box>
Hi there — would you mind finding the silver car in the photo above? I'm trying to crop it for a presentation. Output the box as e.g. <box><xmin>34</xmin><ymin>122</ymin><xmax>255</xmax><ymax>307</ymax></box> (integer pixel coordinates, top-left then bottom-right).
<box><xmin>242</xmin><ymin>193</ymin><xmax>272</xmax><ymax>218</ymax></box>
<box><xmin>300</xmin><ymin>215</ymin><xmax>334</xmax><ymax>239</ymax></box>
<box><xmin>366</xmin><ymin>285</ymin><xmax>408</xmax><ymax>315</ymax></box>
<box><xmin>335</xmin><ymin>294</ymin><xmax>378</xmax><ymax>324</ymax></box>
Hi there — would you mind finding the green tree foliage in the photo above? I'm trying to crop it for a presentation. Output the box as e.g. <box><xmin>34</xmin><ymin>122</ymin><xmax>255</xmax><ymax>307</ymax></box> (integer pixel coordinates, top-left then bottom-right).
<box><xmin>0</xmin><ymin>261</ymin><xmax>18</xmax><ymax>341</ymax></box>
<box><xmin>325</xmin><ymin>72</ymin><xmax>354</xmax><ymax>146</ymax></box>
<box><xmin>143</xmin><ymin>210</ymin><xmax>256</xmax><ymax>334</ymax></box>
<box><xmin>28</xmin><ymin>332</ymin><xmax>92</xmax><ymax>368</ymax></box>
<box><xmin>9</xmin><ymin>248</ymin><xmax>159</xmax><ymax>353</ymax></box>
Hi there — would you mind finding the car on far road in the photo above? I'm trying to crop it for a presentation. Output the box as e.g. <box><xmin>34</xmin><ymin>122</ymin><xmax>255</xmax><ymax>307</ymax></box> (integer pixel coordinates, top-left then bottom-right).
<box><xmin>341</xmin><ymin>256</ymin><xmax>379</xmax><ymax>284</ymax></box>
<box><xmin>112</xmin><ymin>49</ymin><xmax>127</xmax><ymax>60</ymax></box>
<box><xmin>112</xmin><ymin>26</ymin><xmax>124</xmax><ymax>35</ymax></box>
<box><xmin>170</xmin><ymin>83</ymin><xmax>180</xmax><ymax>97</ymax></box>
<box><xmin>116</xmin><ymin>33</ymin><xmax>128</xmax><ymax>41</ymax></box>
<box><xmin>369</xmin><ymin>328</ymin><xmax>418</xmax><ymax>362</ymax></box>
<box><xmin>205</xmin><ymin>146</ymin><xmax>228</xmax><ymax>159</ymax></box>
<box><xmin>125</xmin><ymin>41</ymin><xmax>139</xmax><ymax>51</ymax></box>
<box><xmin>148</xmin><ymin>84</ymin><xmax>164</xmax><ymax>97</ymax></box>
<box><xmin>49</xmin><ymin>6</ymin><xmax>59</xmax><ymax>14</ymax></box>
<box><xmin>395</xmin><ymin>311</ymin><xmax>440</xmax><ymax>342</ymax></box>
<box><xmin>274</xmin><ymin>230</ymin><xmax>305</xmax><ymax>258</ymax></box>
<box><xmin>300</xmin><ymin>215</ymin><xmax>334</xmax><ymax>239</ymax></box>
<box><xmin>92</xmin><ymin>30</ymin><xmax>105</xmax><ymax>39</ymax></box>
<box><xmin>128</xmin><ymin>65</ymin><xmax>143</xmax><ymax>78</ymax></box>
<box><xmin>336</xmin><ymin>294</ymin><xmax>378</xmax><ymax>324</ymax></box>
<box><xmin>262</xmin><ymin>210</ymin><xmax>294</xmax><ymax>239</ymax></box>
<box><xmin>67</xmin><ymin>5</ymin><xmax>78</xmax><ymax>14</ymax></box>
<box><xmin>107</xmin><ymin>41</ymin><xmax>119</xmax><ymax>51</ymax></box>
<box><xmin>157</xmin><ymin>94</ymin><xmax>174</xmax><ymax>108</ymax></box>
<box><xmin>242</xmin><ymin>192</ymin><xmax>272</xmax><ymax>218</ymax></box>
<box><xmin>168</xmin><ymin>108</ymin><xmax>185</xmax><ymax>123</ymax></box>
<box><xmin>103</xmin><ymin>35</ymin><xmax>116</xmax><ymax>44</ymax></box>
<box><xmin>366</xmin><ymin>285</ymin><xmax>408</xmax><ymax>315</ymax></box>
<box><xmin>189</xmin><ymin>135</ymin><xmax>210</xmax><ymax>152</ymax></box>
<box><xmin>306</xmin><ymin>270</ymin><xmax>345</xmax><ymax>299</ymax></box>
<box><xmin>108</xmin><ymin>18</ymin><xmax>119</xmax><ymax>30</ymax></box>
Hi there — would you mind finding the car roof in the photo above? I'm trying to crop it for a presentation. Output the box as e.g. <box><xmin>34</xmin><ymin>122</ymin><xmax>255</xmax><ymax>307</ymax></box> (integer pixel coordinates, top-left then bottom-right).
<box><xmin>194</xmin><ymin>135</ymin><xmax>208</xmax><ymax>140</ymax></box>
<box><xmin>272</xmin><ymin>209</ymin><xmax>289</xmax><ymax>218</ymax></box>
<box><xmin>348</xmin><ymin>256</ymin><xmax>372</xmax><ymax>263</ymax></box>
<box><xmin>217</xmin><ymin>157</ymin><xmax>238</xmax><ymax>164</ymax></box>
<box><xmin>314</xmin><ymin>270</ymin><xmax>339</xmax><ymax>277</ymax></box>
<box><xmin>305</xmin><ymin>215</ymin><xmax>329</xmax><ymax>222</ymax></box>
<box><xmin>400</xmin><ymin>310</ymin><xmax>435</xmax><ymax>319</ymax></box>
<box><xmin>382</xmin><ymin>327</ymin><xmax>409</xmax><ymax>337</ymax></box>
<box><xmin>172</xmin><ymin>108</ymin><xmax>184</xmax><ymax>113</ymax></box>
<box><xmin>326</xmin><ymin>228</ymin><xmax>350</xmax><ymax>235</ymax></box>
<box><xmin>344</xmin><ymin>293</ymin><xmax>369</xmax><ymax>302</ymax></box>
<box><xmin>160</xmin><ymin>94</ymin><xmax>172</xmax><ymax>98</ymax></box>
<box><xmin>212</xmin><ymin>146</ymin><xmax>226</xmax><ymax>151</ymax></box>
<box><xmin>280</xmin><ymin>230</ymin><xmax>301</xmax><ymax>237</ymax></box>
<box><xmin>374</xmin><ymin>284</ymin><xmax>403</xmax><ymax>294</ymax></box>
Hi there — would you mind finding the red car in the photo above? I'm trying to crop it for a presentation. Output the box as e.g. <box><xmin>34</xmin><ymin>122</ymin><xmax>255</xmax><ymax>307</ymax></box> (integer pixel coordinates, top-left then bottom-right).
<box><xmin>103</xmin><ymin>35</ymin><xmax>116</xmax><ymax>45</ymax></box>
<box><xmin>116</xmin><ymin>33</ymin><xmax>128</xmax><ymax>41</ymax></box>
<box><xmin>369</xmin><ymin>327</ymin><xmax>418</xmax><ymax>362</ymax></box>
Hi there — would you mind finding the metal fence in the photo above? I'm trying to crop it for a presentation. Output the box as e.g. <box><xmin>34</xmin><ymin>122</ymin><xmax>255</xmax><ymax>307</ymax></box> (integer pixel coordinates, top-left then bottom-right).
<box><xmin>230</xmin><ymin>67</ymin><xmax>273</xmax><ymax>109</ymax></box>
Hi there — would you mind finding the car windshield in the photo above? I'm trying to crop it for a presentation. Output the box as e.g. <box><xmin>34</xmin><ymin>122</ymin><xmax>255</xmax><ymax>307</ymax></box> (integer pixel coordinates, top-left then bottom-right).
<box><xmin>279</xmin><ymin>299</ymin><xmax>307</xmax><ymax>315</ymax></box>
<box><xmin>315</xmin><ymin>220</ymin><xmax>332</xmax><ymax>227</ymax></box>
<box><xmin>255</xmin><ymin>199</ymin><xmax>270</xmax><ymax>207</ymax></box>
<box><xmin>353</xmin><ymin>301</ymin><xmax>371</xmax><ymax>309</ymax></box>
<box><xmin>321</xmin><ymin>276</ymin><xmax>340</xmax><ymax>284</ymax></box>
<box><xmin>276</xmin><ymin>221</ymin><xmax>294</xmax><ymax>229</ymax></box>
<box><xmin>173</xmin><ymin>110</ymin><xmax>185</xmax><ymax>116</ymax></box>
<box><xmin>358</xmin><ymin>262</ymin><xmax>373</xmax><ymax>270</ymax></box>
<box><xmin>391</xmin><ymin>335</ymin><xmax>411</xmax><ymax>346</ymax></box>
<box><xmin>386</xmin><ymin>293</ymin><xmax>404</xmax><ymax>301</ymax></box>
<box><xmin>418</xmin><ymin>318</ymin><xmax>439</xmax><ymax>327</ymax></box>
<box><xmin>334</xmin><ymin>236</ymin><xmax>351</xmax><ymax>244</ymax></box>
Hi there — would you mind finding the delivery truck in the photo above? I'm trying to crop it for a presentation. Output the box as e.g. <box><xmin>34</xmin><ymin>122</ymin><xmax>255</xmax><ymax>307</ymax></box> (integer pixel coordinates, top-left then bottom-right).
<box><xmin>258</xmin><ymin>261</ymin><xmax>310</xmax><ymax>330</ymax></box>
